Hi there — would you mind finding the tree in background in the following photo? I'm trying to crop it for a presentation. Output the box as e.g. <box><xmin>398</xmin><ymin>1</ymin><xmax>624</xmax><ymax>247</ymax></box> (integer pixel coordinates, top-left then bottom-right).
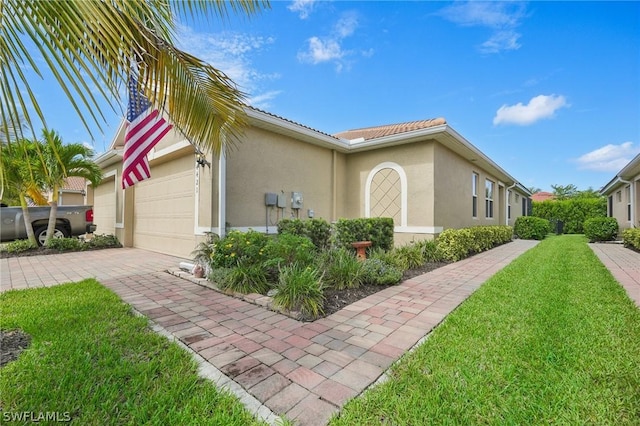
<box><xmin>551</xmin><ymin>184</ymin><xmax>579</xmax><ymax>200</ymax></box>
<box><xmin>527</xmin><ymin>186</ymin><xmax>542</xmax><ymax>194</ymax></box>
<box><xmin>40</xmin><ymin>130</ymin><xmax>103</xmax><ymax>246</ymax></box>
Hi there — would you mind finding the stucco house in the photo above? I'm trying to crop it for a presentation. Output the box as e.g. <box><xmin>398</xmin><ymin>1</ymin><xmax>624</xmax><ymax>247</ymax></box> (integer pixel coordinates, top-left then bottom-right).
<box><xmin>46</xmin><ymin>177</ymin><xmax>88</xmax><ymax>206</ymax></box>
<box><xmin>89</xmin><ymin>108</ymin><xmax>531</xmax><ymax>258</ymax></box>
<box><xmin>601</xmin><ymin>153</ymin><xmax>640</xmax><ymax>230</ymax></box>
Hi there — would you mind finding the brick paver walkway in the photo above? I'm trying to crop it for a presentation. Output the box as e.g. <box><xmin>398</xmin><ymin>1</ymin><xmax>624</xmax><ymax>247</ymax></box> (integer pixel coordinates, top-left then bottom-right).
<box><xmin>1</xmin><ymin>240</ymin><xmax>547</xmax><ymax>425</ymax></box>
<box><xmin>589</xmin><ymin>242</ymin><xmax>640</xmax><ymax>307</ymax></box>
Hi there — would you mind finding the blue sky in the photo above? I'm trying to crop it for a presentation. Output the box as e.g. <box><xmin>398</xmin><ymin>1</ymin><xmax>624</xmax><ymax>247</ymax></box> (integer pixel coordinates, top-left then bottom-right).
<box><xmin>30</xmin><ymin>1</ymin><xmax>640</xmax><ymax>192</ymax></box>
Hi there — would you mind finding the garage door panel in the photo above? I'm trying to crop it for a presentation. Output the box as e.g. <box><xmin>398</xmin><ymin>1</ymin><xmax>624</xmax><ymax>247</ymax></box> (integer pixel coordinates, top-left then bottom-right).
<box><xmin>93</xmin><ymin>179</ymin><xmax>116</xmax><ymax>236</ymax></box>
<box><xmin>133</xmin><ymin>156</ymin><xmax>195</xmax><ymax>257</ymax></box>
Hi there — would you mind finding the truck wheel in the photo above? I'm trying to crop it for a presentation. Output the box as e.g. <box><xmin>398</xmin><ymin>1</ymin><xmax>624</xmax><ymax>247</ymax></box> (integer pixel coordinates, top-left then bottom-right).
<box><xmin>34</xmin><ymin>226</ymin><xmax>69</xmax><ymax>246</ymax></box>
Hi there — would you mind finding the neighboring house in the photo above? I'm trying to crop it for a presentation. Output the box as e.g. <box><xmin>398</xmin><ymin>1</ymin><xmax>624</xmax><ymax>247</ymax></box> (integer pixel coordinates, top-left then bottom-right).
<box><xmin>600</xmin><ymin>153</ymin><xmax>640</xmax><ymax>230</ymax></box>
<box><xmin>89</xmin><ymin>109</ymin><xmax>531</xmax><ymax>258</ymax></box>
<box><xmin>44</xmin><ymin>176</ymin><xmax>88</xmax><ymax>206</ymax></box>
<box><xmin>531</xmin><ymin>191</ymin><xmax>555</xmax><ymax>202</ymax></box>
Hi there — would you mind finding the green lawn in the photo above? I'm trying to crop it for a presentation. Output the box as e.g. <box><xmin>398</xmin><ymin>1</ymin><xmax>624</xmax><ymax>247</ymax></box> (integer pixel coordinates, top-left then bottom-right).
<box><xmin>0</xmin><ymin>280</ymin><xmax>266</xmax><ymax>425</ymax></box>
<box><xmin>331</xmin><ymin>235</ymin><xmax>640</xmax><ymax>425</ymax></box>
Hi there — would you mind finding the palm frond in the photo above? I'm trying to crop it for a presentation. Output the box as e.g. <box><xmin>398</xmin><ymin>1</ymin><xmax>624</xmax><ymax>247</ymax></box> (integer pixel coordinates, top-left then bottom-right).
<box><xmin>1</xmin><ymin>0</ymin><xmax>269</xmax><ymax>153</ymax></box>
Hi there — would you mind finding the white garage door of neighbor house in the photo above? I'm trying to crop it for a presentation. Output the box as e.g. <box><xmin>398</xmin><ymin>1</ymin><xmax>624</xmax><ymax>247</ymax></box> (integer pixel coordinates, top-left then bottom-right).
<box><xmin>133</xmin><ymin>155</ymin><xmax>195</xmax><ymax>257</ymax></box>
<box><xmin>93</xmin><ymin>177</ymin><xmax>116</xmax><ymax>236</ymax></box>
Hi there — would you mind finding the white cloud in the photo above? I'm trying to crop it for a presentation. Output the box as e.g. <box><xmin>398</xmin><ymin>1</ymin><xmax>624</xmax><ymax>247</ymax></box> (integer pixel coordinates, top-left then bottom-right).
<box><xmin>288</xmin><ymin>0</ymin><xmax>317</xmax><ymax>19</ymax></box>
<box><xmin>246</xmin><ymin>90</ymin><xmax>282</xmax><ymax>110</ymax></box>
<box><xmin>175</xmin><ymin>26</ymin><xmax>279</xmax><ymax>106</ymax></box>
<box><xmin>479</xmin><ymin>30</ymin><xmax>521</xmax><ymax>54</ymax></box>
<box><xmin>493</xmin><ymin>94</ymin><xmax>569</xmax><ymax>126</ymax></box>
<box><xmin>298</xmin><ymin>12</ymin><xmax>364</xmax><ymax>71</ymax></box>
<box><xmin>298</xmin><ymin>37</ymin><xmax>344</xmax><ymax>64</ymax></box>
<box><xmin>439</xmin><ymin>1</ymin><xmax>527</xmax><ymax>54</ymax></box>
<box><xmin>575</xmin><ymin>142</ymin><xmax>640</xmax><ymax>172</ymax></box>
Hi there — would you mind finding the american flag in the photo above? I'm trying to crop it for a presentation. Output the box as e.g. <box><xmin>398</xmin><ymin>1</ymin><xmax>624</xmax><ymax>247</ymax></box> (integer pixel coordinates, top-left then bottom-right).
<box><xmin>122</xmin><ymin>74</ymin><xmax>173</xmax><ymax>189</ymax></box>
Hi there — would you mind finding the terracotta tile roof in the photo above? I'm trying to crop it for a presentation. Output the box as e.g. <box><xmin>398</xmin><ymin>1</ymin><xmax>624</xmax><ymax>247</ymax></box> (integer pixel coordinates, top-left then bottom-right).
<box><xmin>62</xmin><ymin>177</ymin><xmax>86</xmax><ymax>191</ymax></box>
<box><xmin>333</xmin><ymin>117</ymin><xmax>447</xmax><ymax>141</ymax></box>
<box><xmin>531</xmin><ymin>191</ymin><xmax>555</xmax><ymax>202</ymax></box>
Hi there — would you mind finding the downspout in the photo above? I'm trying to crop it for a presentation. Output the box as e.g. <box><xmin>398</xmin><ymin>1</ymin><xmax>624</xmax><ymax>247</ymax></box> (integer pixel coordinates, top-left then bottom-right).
<box><xmin>506</xmin><ymin>182</ymin><xmax>517</xmax><ymax>226</ymax></box>
<box><xmin>218</xmin><ymin>151</ymin><xmax>226</xmax><ymax>237</ymax></box>
<box><xmin>620</xmin><ymin>178</ymin><xmax>636</xmax><ymax>228</ymax></box>
<box><xmin>332</xmin><ymin>150</ymin><xmax>337</xmax><ymax>221</ymax></box>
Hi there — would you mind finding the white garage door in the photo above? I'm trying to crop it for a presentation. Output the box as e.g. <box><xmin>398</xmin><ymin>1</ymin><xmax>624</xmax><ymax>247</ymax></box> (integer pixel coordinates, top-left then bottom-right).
<box><xmin>133</xmin><ymin>155</ymin><xmax>196</xmax><ymax>257</ymax></box>
<box><xmin>93</xmin><ymin>177</ymin><xmax>116</xmax><ymax>236</ymax></box>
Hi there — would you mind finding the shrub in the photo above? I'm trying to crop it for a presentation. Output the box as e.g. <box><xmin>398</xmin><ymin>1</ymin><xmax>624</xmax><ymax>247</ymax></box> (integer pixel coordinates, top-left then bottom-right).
<box><xmin>211</xmin><ymin>230</ymin><xmax>268</xmax><ymax>268</ymax></box>
<box><xmin>622</xmin><ymin>228</ymin><xmax>640</xmax><ymax>251</ymax></box>
<box><xmin>46</xmin><ymin>237</ymin><xmax>83</xmax><ymax>251</ymax></box>
<box><xmin>514</xmin><ymin>217</ymin><xmax>551</xmax><ymax>240</ymax></box>
<box><xmin>436</xmin><ymin>228</ymin><xmax>473</xmax><ymax>262</ymax></box>
<box><xmin>273</xmin><ymin>264</ymin><xmax>325</xmax><ymax>319</ymax></box>
<box><xmin>414</xmin><ymin>239</ymin><xmax>444</xmax><ymax>263</ymax></box>
<box><xmin>262</xmin><ymin>233</ymin><xmax>316</xmax><ymax>269</ymax></box>
<box><xmin>532</xmin><ymin>198</ymin><xmax>606</xmax><ymax>234</ymax></box>
<box><xmin>217</xmin><ymin>263</ymin><xmax>270</xmax><ymax>295</ymax></box>
<box><xmin>361</xmin><ymin>258</ymin><xmax>403</xmax><ymax>286</ymax></box>
<box><xmin>318</xmin><ymin>248</ymin><xmax>364</xmax><ymax>290</ymax></box>
<box><xmin>368</xmin><ymin>247</ymin><xmax>408</xmax><ymax>271</ymax></box>
<box><xmin>278</xmin><ymin>218</ymin><xmax>331</xmax><ymax>250</ymax></box>
<box><xmin>393</xmin><ymin>244</ymin><xmax>425</xmax><ymax>270</ymax></box>
<box><xmin>86</xmin><ymin>234</ymin><xmax>122</xmax><ymax>248</ymax></box>
<box><xmin>583</xmin><ymin>217</ymin><xmax>619</xmax><ymax>242</ymax></box>
<box><xmin>191</xmin><ymin>233</ymin><xmax>218</xmax><ymax>266</ymax></box>
<box><xmin>436</xmin><ymin>226</ymin><xmax>514</xmax><ymax>262</ymax></box>
<box><xmin>333</xmin><ymin>217</ymin><xmax>394</xmax><ymax>251</ymax></box>
<box><xmin>2</xmin><ymin>239</ymin><xmax>37</xmax><ymax>254</ymax></box>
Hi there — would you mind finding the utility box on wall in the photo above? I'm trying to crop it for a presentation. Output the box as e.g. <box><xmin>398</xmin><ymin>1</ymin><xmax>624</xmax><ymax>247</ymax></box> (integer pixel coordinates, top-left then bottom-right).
<box><xmin>291</xmin><ymin>192</ymin><xmax>303</xmax><ymax>209</ymax></box>
<box><xmin>265</xmin><ymin>193</ymin><xmax>277</xmax><ymax>206</ymax></box>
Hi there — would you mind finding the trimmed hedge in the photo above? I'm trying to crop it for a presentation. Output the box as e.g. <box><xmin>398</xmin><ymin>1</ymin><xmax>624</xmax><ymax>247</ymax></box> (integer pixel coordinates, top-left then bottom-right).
<box><xmin>514</xmin><ymin>216</ymin><xmax>552</xmax><ymax>240</ymax></box>
<box><xmin>583</xmin><ymin>217</ymin><xmax>619</xmax><ymax>242</ymax></box>
<box><xmin>277</xmin><ymin>218</ymin><xmax>331</xmax><ymax>250</ymax></box>
<box><xmin>532</xmin><ymin>198</ymin><xmax>606</xmax><ymax>234</ymax></box>
<box><xmin>333</xmin><ymin>217</ymin><xmax>394</xmax><ymax>251</ymax></box>
<box><xmin>436</xmin><ymin>226</ymin><xmax>513</xmax><ymax>262</ymax></box>
<box><xmin>622</xmin><ymin>228</ymin><xmax>640</xmax><ymax>251</ymax></box>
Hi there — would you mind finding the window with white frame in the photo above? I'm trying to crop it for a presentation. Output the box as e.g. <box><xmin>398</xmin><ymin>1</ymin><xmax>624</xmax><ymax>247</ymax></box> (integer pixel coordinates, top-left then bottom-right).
<box><xmin>472</xmin><ymin>173</ymin><xmax>479</xmax><ymax>217</ymax></box>
<box><xmin>485</xmin><ymin>179</ymin><xmax>494</xmax><ymax>219</ymax></box>
<box><xmin>507</xmin><ymin>190</ymin><xmax>511</xmax><ymax>219</ymax></box>
<box><xmin>515</xmin><ymin>193</ymin><xmax>520</xmax><ymax>203</ymax></box>
<box><xmin>617</xmin><ymin>190</ymin><xmax>622</xmax><ymax>202</ymax></box>
<box><xmin>626</xmin><ymin>185</ymin><xmax>631</xmax><ymax>221</ymax></box>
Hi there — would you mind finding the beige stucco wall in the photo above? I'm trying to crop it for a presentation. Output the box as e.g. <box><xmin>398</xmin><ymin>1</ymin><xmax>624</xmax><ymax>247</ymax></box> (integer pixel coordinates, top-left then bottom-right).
<box><xmin>59</xmin><ymin>192</ymin><xmax>85</xmax><ymax>206</ymax></box>
<box><xmin>224</xmin><ymin>127</ymin><xmax>336</xmax><ymax>231</ymax></box>
<box><xmin>433</xmin><ymin>143</ymin><xmax>507</xmax><ymax>230</ymax></box>
<box><xmin>607</xmin><ymin>179</ymin><xmax>640</xmax><ymax>230</ymax></box>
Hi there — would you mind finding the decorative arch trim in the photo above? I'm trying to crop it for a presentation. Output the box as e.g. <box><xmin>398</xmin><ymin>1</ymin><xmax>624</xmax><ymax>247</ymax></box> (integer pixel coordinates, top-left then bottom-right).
<box><xmin>364</xmin><ymin>161</ymin><xmax>408</xmax><ymax>228</ymax></box>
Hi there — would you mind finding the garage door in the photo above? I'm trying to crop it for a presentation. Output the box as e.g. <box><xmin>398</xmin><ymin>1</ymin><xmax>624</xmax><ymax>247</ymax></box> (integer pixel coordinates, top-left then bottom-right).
<box><xmin>133</xmin><ymin>155</ymin><xmax>196</xmax><ymax>257</ymax></box>
<box><xmin>93</xmin><ymin>177</ymin><xmax>116</xmax><ymax>236</ymax></box>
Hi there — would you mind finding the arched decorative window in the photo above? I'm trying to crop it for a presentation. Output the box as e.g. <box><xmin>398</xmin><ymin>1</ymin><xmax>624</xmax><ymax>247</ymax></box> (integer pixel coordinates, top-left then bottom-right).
<box><xmin>365</xmin><ymin>162</ymin><xmax>407</xmax><ymax>228</ymax></box>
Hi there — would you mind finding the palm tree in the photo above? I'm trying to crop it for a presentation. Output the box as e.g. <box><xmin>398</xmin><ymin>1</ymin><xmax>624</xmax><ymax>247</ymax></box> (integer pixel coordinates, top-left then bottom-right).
<box><xmin>0</xmin><ymin>139</ymin><xmax>47</xmax><ymax>245</ymax></box>
<box><xmin>1</xmin><ymin>0</ymin><xmax>269</xmax><ymax>176</ymax></box>
<box><xmin>40</xmin><ymin>130</ymin><xmax>103</xmax><ymax>246</ymax></box>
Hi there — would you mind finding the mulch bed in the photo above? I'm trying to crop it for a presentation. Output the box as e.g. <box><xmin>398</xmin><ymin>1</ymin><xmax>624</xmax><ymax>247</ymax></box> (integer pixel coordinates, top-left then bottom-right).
<box><xmin>322</xmin><ymin>261</ymin><xmax>449</xmax><ymax>316</ymax></box>
<box><xmin>0</xmin><ymin>245</ymin><xmax>121</xmax><ymax>259</ymax></box>
<box><xmin>0</xmin><ymin>329</ymin><xmax>32</xmax><ymax>368</ymax></box>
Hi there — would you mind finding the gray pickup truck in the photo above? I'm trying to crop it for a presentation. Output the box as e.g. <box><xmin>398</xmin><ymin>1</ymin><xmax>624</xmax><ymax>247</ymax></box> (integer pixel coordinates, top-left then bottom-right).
<box><xmin>0</xmin><ymin>205</ymin><xmax>97</xmax><ymax>246</ymax></box>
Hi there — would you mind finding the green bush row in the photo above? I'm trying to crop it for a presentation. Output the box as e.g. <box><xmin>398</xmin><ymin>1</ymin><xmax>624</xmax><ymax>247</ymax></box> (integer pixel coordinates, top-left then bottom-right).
<box><xmin>333</xmin><ymin>217</ymin><xmax>394</xmax><ymax>251</ymax></box>
<box><xmin>532</xmin><ymin>198</ymin><xmax>606</xmax><ymax>234</ymax></box>
<box><xmin>583</xmin><ymin>217</ymin><xmax>619</xmax><ymax>242</ymax></box>
<box><xmin>514</xmin><ymin>216</ymin><xmax>552</xmax><ymax>240</ymax></box>
<box><xmin>436</xmin><ymin>226</ymin><xmax>513</xmax><ymax>262</ymax></box>
<box><xmin>622</xmin><ymin>228</ymin><xmax>640</xmax><ymax>251</ymax></box>
<box><xmin>277</xmin><ymin>218</ymin><xmax>331</xmax><ymax>250</ymax></box>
